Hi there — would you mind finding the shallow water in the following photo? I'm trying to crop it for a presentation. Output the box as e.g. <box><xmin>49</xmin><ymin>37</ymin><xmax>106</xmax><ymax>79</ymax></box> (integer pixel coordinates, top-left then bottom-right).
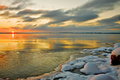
<box><xmin>0</xmin><ymin>33</ymin><xmax>120</xmax><ymax>79</ymax></box>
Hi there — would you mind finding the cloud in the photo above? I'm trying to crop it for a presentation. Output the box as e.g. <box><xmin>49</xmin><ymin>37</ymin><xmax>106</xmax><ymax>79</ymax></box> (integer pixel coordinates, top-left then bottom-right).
<box><xmin>16</xmin><ymin>9</ymin><xmax>46</xmax><ymax>16</ymax></box>
<box><xmin>98</xmin><ymin>14</ymin><xmax>120</xmax><ymax>24</ymax></box>
<box><xmin>0</xmin><ymin>11</ymin><xmax>10</xmax><ymax>16</ymax></box>
<box><xmin>8</xmin><ymin>5</ymin><xmax>24</xmax><ymax>10</ymax></box>
<box><xmin>80</xmin><ymin>0</ymin><xmax>120</xmax><ymax>12</ymax></box>
<box><xmin>32</xmin><ymin>24</ymin><xmax>104</xmax><ymax>32</ymax></box>
<box><xmin>8</xmin><ymin>0</ymin><xmax>33</xmax><ymax>10</ymax></box>
<box><xmin>22</xmin><ymin>16</ymin><xmax>39</xmax><ymax>22</ymax></box>
<box><xmin>0</xmin><ymin>5</ymin><xmax>8</xmax><ymax>10</ymax></box>
<box><xmin>41</xmin><ymin>9</ymin><xmax>70</xmax><ymax>24</ymax></box>
<box><xmin>41</xmin><ymin>9</ymin><xmax>99</xmax><ymax>25</ymax></box>
<box><xmin>96</xmin><ymin>14</ymin><xmax>120</xmax><ymax>30</ymax></box>
<box><xmin>71</xmin><ymin>10</ymin><xmax>98</xmax><ymax>22</ymax></box>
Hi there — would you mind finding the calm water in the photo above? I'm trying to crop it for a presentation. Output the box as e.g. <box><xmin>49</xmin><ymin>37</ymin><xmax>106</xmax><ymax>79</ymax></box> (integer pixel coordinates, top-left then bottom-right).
<box><xmin>0</xmin><ymin>33</ymin><xmax>120</xmax><ymax>79</ymax></box>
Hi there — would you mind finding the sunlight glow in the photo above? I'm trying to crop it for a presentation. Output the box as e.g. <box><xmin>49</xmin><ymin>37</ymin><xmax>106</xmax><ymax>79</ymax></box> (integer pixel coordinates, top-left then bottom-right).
<box><xmin>12</xmin><ymin>31</ymin><xmax>15</xmax><ymax>34</ymax></box>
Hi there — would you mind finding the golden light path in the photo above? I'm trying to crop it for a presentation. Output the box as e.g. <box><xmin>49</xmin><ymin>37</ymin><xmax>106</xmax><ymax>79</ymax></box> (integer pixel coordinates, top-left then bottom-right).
<box><xmin>12</xmin><ymin>31</ymin><xmax>15</xmax><ymax>39</ymax></box>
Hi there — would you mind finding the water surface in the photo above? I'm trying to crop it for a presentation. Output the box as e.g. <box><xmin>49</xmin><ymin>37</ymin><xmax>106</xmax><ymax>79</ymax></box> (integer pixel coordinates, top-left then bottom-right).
<box><xmin>0</xmin><ymin>33</ymin><xmax>120</xmax><ymax>79</ymax></box>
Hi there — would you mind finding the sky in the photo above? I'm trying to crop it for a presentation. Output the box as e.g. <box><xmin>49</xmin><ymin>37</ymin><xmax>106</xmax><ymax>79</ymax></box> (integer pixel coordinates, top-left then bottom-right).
<box><xmin>0</xmin><ymin>0</ymin><xmax>120</xmax><ymax>32</ymax></box>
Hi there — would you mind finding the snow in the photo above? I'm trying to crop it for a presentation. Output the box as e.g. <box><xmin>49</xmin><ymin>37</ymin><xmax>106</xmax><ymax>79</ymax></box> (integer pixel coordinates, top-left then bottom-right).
<box><xmin>88</xmin><ymin>74</ymin><xmax>116</xmax><ymax>80</ymax></box>
<box><xmin>114</xmin><ymin>43</ymin><xmax>120</xmax><ymax>49</ymax></box>
<box><xmin>54</xmin><ymin>72</ymin><xmax>86</xmax><ymax>80</ymax></box>
<box><xmin>80</xmin><ymin>62</ymin><xmax>102</xmax><ymax>75</ymax></box>
<box><xmin>111</xmin><ymin>47</ymin><xmax>120</xmax><ymax>56</ymax></box>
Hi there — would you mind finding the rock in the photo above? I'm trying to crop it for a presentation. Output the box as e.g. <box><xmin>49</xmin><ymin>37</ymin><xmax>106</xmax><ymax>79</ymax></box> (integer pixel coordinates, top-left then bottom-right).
<box><xmin>88</xmin><ymin>74</ymin><xmax>116</xmax><ymax>80</ymax></box>
<box><xmin>111</xmin><ymin>48</ymin><xmax>120</xmax><ymax>65</ymax></box>
<box><xmin>80</xmin><ymin>62</ymin><xmax>102</xmax><ymax>75</ymax></box>
<box><xmin>111</xmin><ymin>48</ymin><xmax>120</xmax><ymax>56</ymax></box>
<box><xmin>114</xmin><ymin>43</ymin><xmax>120</xmax><ymax>49</ymax></box>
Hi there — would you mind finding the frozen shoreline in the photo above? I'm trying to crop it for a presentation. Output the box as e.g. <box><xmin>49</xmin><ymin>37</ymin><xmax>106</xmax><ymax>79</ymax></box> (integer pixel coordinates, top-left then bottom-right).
<box><xmin>17</xmin><ymin>43</ymin><xmax>120</xmax><ymax>80</ymax></box>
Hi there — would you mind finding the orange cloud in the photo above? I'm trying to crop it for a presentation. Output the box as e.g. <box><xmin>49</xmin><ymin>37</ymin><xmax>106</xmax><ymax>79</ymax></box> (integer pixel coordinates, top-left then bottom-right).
<box><xmin>0</xmin><ymin>28</ymin><xmax>43</xmax><ymax>32</ymax></box>
<box><xmin>0</xmin><ymin>5</ymin><xmax>8</xmax><ymax>10</ymax></box>
<box><xmin>109</xmin><ymin>28</ymin><xmax>120</xmax><ymax>30</ymax></box>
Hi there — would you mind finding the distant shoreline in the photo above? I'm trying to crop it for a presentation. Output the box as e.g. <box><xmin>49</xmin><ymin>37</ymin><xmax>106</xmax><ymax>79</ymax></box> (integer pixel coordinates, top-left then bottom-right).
<box><xmin>0</xmin><ymin>32</ymin><xmax>120</xmax><ymax>34</ymax></box>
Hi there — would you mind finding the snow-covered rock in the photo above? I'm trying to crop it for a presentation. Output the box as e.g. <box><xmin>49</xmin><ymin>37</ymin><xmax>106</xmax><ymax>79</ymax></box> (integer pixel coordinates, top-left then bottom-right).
<box><xmin>102</xmin><ymin>53</ymin><xmax>108</xmax><ymax>56</ymax></box>
<box><xmin>61</xmin><ymin>64</ymin><xmax>74</xmax><ymax>71</ymax></box>
<box><xmin>92</xmin><ymin>52</ymin><xmax>100</xmax><ymax>55</ymax></box>
<box><xmin>92</xmin><ymin>47</ymin><xmax>114</xmax><ymax>53</ymax></box>
<box><xmin>80</xmin><ymin>49</ymin><xmax>92</xmax><ymax>53</ymax></box>
<box><xmin>80</xmin><ymin>62</ymin><xmax>102</xmax><ymax>75</ymax></box>
<box><xmin>72</xmin><ymin>62</ymin><xmax>85</xmax><ymax>69</ymax></box>
<box><xmin>88</xmin><ymin>74</ymin><xmax>116</xmax><ymax>80</ymax></box>
<box><xmin>61</xmin><ymin>62</ymin><xmax>85</xmax><ymax>71</ymax></box>
<box><xmin>54</xmin><ymin>72</ymin><xmax>87</xmax><ymax>80</ymax></box>
<box><xmin>111</xmin><ymin>47</ymin><xmax>120</xmax><ymax>56</ymax></box>
<box><xmin>99</xmin><ymin>65</ymin><xmax>111</xmax><ymax>73</ymax></box>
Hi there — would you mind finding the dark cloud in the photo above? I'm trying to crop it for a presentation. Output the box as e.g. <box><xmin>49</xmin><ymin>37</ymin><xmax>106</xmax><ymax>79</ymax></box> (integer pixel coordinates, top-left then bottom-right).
<box><xmin>72</xmin><ymin>14</ymin><xmax>98</xmax><ymax>22</ymax></box>
<box><xmin>81</xmin><ymin>0</ymin><xmax>120</xmax><ymax>12</ymax></box>
<box><xmin>41</xmin><ymin>9</ymin><xmax>71</xmax><ymax>24</ymax></box>
<box><xmin>17</xmin><ymin>9</ymin><xmax>46</xmax><ymax>16</ymax></box>
<box><xmin>41</xmin><ymin>9</ymin><xmax>99</xmax><ymax>25</ymax></box>
<box><xmin>42</xmin><ymin>10</ymin><xmax>68</xmax><ymax>20</ymax></box>
<box><xmin>71</xmin><ymin>10</ymin><xmax>98</xmax><ymax>22</ymax></box>
<box><xmin>22</xmin><ymin>16</ymin><xmax>39</xmax><ymax>22</ymax></box>
<box><xmin>8</xmin><ymin>0</ymin><xmax>33</xmax><ymax>10</ymax></box>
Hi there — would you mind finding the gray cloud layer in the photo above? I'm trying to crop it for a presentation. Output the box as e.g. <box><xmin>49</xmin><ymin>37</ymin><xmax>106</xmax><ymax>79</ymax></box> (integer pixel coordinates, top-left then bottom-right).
<box><xmin>17</xmin><ymin>9</ymin><xmax>46</xmax><ymax>16</ymax></box>
<box><xmin>7</xmin><ymin>0</ymin><xmax>33</xmax><ymax>10</ymax></box>
<box><xmin>41</xmin><ymin>9</ymin><xmax>99</xmax><ymax>24</ymax></box>
<box><xmin>80</xmin><ymin>0</ymin><xmax>120</xmax><ymax>12</ymax></box>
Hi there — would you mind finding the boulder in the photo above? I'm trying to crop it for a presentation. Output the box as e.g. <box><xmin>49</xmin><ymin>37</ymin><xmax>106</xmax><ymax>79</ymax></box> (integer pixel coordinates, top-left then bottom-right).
<box><xmin>111</xmin><ymin>48</ymin><xmax>120</xmax><ymax>65</ymax></box>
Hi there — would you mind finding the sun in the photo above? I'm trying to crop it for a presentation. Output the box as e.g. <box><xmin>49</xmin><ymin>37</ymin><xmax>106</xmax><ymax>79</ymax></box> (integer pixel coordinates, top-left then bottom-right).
<box><xmin>11</xmin><ymin>31</ymin><xmax>15</xmax><ymax>34</ymax></box>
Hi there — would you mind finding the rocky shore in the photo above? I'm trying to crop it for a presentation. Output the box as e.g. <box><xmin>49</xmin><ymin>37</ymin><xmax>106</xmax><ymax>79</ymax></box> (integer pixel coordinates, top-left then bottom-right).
<box><xmin>17</xmin><ymin>43</ymin><xmax>120</xmax><ymax>80</ymax></box>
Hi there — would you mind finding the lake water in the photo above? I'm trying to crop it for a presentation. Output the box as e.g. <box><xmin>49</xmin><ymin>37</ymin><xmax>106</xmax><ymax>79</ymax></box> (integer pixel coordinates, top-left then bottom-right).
<box><xmin>0</xmin><ymin>33</ymin><xmax>120</xmax><ymax>79</ymax></box>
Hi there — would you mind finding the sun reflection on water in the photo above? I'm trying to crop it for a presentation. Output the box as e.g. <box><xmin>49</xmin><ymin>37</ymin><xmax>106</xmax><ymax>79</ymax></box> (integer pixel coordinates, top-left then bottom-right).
<box><xmin>12</xmin><ymin>34</ymin><xmax>15</xmax><ymax>39</ymax></box>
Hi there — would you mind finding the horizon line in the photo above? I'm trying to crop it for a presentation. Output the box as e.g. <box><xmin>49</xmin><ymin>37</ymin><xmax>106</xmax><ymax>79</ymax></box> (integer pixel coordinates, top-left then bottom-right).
<box><xmin>0</xmin><ymin>32</ymin><xmax>120</xmax><ymax>34</ymax></box>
